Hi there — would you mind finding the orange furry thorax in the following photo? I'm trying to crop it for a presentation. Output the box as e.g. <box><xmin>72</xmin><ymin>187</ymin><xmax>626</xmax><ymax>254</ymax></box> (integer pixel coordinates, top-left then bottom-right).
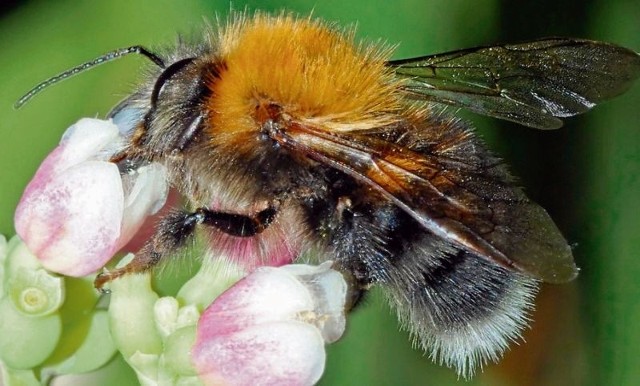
<box><xmin>205</xmin><ymin>14</ymin><xmax>404</xmax><ymax>148</ymax></box>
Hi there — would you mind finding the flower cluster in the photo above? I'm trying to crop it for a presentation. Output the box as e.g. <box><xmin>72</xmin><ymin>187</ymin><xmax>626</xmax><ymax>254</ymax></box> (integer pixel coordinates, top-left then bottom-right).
<box><xmin>2</xmin><ymin>118</ymin><xmax>349</xmax><ymax>385</ymax></box>
<box><xmin>14</xmin><ymin>118</ymin><xmax>169</xmax><ymax>277</ymax></box>
<box><xmin>0</xmin><ymin>234</ymin><xmax>117</xmax><ymax>384</ymax></box>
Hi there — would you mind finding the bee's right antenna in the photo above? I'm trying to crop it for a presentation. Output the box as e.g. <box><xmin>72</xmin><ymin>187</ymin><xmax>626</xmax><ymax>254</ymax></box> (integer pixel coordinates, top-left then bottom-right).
<box><xmin>14</xmin><ymin>46</ymin><xmax>166</xmax><ymax>109</ymax></box>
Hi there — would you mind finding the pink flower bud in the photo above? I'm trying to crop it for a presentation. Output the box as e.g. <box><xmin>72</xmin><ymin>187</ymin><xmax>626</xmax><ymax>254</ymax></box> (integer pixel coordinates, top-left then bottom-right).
<box><xmin>15</xmin><ymin>118</ymin><xmax>168</xmax><ymax>276</ymax></box>
<box><xmin>193</xmin><ymin>263</ymin><xmax>348</xmax><ymax>386</ymax></box>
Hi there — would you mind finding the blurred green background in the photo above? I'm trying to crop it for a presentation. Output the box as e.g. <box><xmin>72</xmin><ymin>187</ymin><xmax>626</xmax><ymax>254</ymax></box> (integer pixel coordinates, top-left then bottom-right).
<box><xmin>0</xmin><ymin>0</ymin><xmax>638</xmax><ymax>385</ymax></box>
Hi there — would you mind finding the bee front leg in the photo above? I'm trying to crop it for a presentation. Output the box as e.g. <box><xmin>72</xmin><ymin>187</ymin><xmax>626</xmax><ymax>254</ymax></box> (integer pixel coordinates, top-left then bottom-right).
<box><xmin>198</xmin><ymin>206</ymin><xmax>277</xmax><ymax>237</ymax></box>
<box><xmin>94</xmin><ymin>206</ymin><xmax>278</xmax><ymax>290</ymax></box>
<box><xmin>94</xmin><ymin>209</ymin><xmax>203</xmax><ymax>290</ymax></box>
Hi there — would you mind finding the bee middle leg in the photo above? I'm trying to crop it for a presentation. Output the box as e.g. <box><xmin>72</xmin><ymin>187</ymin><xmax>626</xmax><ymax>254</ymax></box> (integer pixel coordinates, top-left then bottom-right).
<box><xmin>94</xmin><ymin>206</ymin><xmax>277</xmax><ymax>289</ymax></box>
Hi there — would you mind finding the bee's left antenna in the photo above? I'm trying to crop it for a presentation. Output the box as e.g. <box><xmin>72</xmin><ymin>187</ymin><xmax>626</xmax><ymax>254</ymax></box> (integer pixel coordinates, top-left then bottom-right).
<box><xmin>14</xmin><ymin>46</ymin><xmax>166</xmax><ymax>109</ymax></box>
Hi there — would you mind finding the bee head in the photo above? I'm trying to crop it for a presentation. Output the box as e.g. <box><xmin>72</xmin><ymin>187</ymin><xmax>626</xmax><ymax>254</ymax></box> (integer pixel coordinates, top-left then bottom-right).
<box><xmin>130</xmin><ymin>56</ymin><xmax>220</xmax><ymax>156</ymax></box>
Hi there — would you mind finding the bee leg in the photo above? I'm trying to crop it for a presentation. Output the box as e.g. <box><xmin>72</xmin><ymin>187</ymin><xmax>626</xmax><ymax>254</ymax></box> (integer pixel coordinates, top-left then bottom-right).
<box><xmin>198</xmin><ymin>206</ymin><xmax>277</xmax><ymax>237</ymax></box>
<box><xmin>94</xmin><ymin>206</ymin><xmax>278</xmax><ymax>290</ymax></box>
<box><xmin>94</xmin><ymin>209</ymin><xmax>204</xmax><ymax>290</ymax></box>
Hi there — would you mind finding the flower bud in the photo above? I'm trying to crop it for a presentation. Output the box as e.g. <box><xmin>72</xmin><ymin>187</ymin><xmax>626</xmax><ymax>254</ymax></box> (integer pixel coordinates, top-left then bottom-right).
<box><xmin>15</xmin><ymin>118</ymin><xmax>168</xmax><ymax>276</ymax></box>
<box><xmin>193</xmin><ymin>262</ymin><xmax>348</xmax><ymax>386</ymax></box>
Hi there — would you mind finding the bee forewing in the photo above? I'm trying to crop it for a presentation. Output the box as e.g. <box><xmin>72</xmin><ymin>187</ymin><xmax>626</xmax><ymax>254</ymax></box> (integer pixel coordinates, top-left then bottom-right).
<box><xmin>389</xmin><ymin>38</ymin><xmax>640</xmax><ymax>129</ymax></box>
<box><xmin>276</xmin><ymin>119</ymin><xmax>578</xmax><ymax>283</ymax></box>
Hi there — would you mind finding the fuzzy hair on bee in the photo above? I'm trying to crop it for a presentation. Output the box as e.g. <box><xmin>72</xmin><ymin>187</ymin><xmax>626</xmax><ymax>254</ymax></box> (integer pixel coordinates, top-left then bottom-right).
<box><xmin>16</xmin><ymin>12</ymin><xmax>640</xmax><ymax>378</ymax></box>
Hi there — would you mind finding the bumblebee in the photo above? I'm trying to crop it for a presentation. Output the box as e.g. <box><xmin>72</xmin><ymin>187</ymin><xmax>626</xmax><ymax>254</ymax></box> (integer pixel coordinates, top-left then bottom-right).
<box><xmin>17</xmin><ymin>13</ymin><xmax>640</xmax><ymax>376</ymax></box>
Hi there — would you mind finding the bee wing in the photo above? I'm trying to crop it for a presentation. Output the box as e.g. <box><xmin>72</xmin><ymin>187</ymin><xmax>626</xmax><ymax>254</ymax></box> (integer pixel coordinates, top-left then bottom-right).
<box><xmin>389</xmin><ymin>38</ymin><xmax>640</xmax><ymax>129</ymax></box>
<box><xmin>277</xmin><ymin>121</ymin><xmax>577</xmax><ymax>283</ymax></box>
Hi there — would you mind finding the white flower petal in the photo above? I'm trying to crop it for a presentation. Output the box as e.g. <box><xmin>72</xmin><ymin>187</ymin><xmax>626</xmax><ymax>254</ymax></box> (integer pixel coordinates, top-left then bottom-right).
<box><xmin>193</xmin><ymin>263</ymin><xmax>348</xmax><ymax>385</ymax></box>
<box><xmin>58</xmin><ymin>118</ymin><xmax>123</xmax><ymax>170</ymax></box>
<box><xmin>16</xmin><ymin>160</ymin><xmax>124</xmax><ymax>276</ymax></box>
<box><xmin>16</xmin><ymin>118</ymin><xmax>170</xmax><ymax>276</ymax></box>
<box><xmin>194</xmin><ymin>321</ymin><xmax>325</xmax><ymax>386</ymax></box>
<box><xmin>120</xmin><ymin>163</ymin><xmax>169</xmax><ymax>240</ymax></box>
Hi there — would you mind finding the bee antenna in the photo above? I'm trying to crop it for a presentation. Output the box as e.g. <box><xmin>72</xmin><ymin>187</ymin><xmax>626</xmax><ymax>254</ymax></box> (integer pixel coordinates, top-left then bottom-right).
<box><xmin>14</xmin><ymin>46</ymin><xmax>165</xmax><ymax>109</ymax></box>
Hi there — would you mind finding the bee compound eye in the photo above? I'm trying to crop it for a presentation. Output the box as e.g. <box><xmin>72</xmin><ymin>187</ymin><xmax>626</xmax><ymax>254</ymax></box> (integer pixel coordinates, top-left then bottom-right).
<box><xmin>150</xmin><ymin>57</ymin><xmax>197</xmax><ymax>109</ymax></box>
